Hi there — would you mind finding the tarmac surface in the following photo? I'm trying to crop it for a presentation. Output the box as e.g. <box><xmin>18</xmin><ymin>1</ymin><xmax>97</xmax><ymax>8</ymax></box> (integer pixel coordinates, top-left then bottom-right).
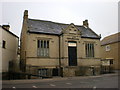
<box><xmin>2</xmin><ymin>73</ymin><xmax>119</xmax><ymax>89</ymax></box>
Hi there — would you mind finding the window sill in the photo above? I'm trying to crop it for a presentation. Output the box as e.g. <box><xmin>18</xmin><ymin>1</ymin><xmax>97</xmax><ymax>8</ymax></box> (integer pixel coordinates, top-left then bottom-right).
<box><xmin>37</xmin><ymin>56</ymin><xmax>50</xmax><ymax>58</ymax></box>
<box><xmin>85</xmin><ymin>57</ymin><xmax>95</xmax><ymax>59</ymax></box>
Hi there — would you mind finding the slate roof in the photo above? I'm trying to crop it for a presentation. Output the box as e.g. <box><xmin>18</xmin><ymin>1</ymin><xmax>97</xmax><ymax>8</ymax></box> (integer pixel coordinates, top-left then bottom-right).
<box><xmin>27</xmin><ymin>18</ymin><xmax>100</xmax><ymax>39</ymax></box>
<box><xmin>101</xmin><ymin>32</ymin><xmax>120</xmax><ymax>45</ymax></box>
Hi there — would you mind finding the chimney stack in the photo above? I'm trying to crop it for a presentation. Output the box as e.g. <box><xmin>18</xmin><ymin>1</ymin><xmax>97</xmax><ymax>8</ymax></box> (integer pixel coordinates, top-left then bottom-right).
<box><xmin>2</xmin><ymin>25</ymin><xmax>10</xmax><ymax>30</ymax></box>
<box><xmin>24</xmin><ymin>10</ymin><xmax>28</xmax><ymax>19</ymax></box>
<box><xmin>83</xmin><ymin>19</ymin><xmax>89</xmax><ymax>28</ymax></box>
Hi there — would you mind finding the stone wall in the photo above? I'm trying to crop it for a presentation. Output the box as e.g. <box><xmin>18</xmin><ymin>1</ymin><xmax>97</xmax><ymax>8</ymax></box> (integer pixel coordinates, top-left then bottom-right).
<box><xmin>63</xmin><ymin>66</ymin><xmax>101</xmax><ymax>77</ymax></box>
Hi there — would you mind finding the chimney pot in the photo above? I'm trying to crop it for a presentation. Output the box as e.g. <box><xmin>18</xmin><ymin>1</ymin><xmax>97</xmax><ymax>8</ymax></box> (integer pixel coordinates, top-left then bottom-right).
<box><xmin>24</xmin><ymin>10</ymin><xmax>28</xmax><ymax>19</ymax></box>
<box><xmin>83</xmin><ymin>19</ymin><xmax>89</xmax><ymax>28</ymax></box>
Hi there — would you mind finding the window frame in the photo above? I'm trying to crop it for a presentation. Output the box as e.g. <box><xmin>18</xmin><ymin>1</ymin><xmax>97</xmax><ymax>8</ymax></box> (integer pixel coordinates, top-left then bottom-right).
<box><xmin>110</xmin><ymin>59</ymin><xmax>113</xmax><ymax>64</ymax></box>
<box><xmin>105</xmin><ymin>45</ymin><xmax>110</xmax><ymax>51</ymax></box>
<box><xmin>38</xmin><ymin>68</ymin><xmax>48</xmax><ymax>76</ymax></box>
<box><xmin>2</xmin><ymin>40</ymin><xmax>6</xmax><ymax>49</ymax></box>
<box><xmin>85</xmin><ymin>42</ymin><xmax>95</xmax><ymax>58</ymax></box>
<box><xmin>37</xmin><ymin>39</ymin><xmax>49</xmax><ymax>57</ymax></box>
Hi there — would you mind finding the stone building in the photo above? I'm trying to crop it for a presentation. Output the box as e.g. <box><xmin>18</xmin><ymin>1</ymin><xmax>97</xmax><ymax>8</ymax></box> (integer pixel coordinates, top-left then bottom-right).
<box><xmin>20</xmin><ymin>10</ymin><xmax>101</xmax><ymax>77</ymax></box>
<box><xmin>101</xmin><ymin>32</ymin><xmax>120</xmax><ymax>72</ymax></box>
<box><xmin>0</xmin><ymin>25</ymin><xmax>19</xmax><ymax>79</ymax></box>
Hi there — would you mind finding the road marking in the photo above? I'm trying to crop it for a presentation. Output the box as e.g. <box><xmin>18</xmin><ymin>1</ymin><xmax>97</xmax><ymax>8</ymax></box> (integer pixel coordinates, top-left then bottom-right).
<box><xmin>12</xmin><ymin>87</ymin><xmax>16</xmax><ymax>89</ymax></box>
<box><xmin>93</xmin><ymin>86</ymin><xmax>97</xmax><ymax>89</ymax></box>
<box><xmin>32</xmin><ymin>86</ymin><xmax>38</xmax><ymax>88</ymax></box>
<box><xmin>49</xmin><ymin>84</ymin><xmax>56</xmax><ymax>87</ymax></box>
<box><xmin>66</xmin><ymin>83</ymin><xmax>72</xmax><ymax>85</ymax></box>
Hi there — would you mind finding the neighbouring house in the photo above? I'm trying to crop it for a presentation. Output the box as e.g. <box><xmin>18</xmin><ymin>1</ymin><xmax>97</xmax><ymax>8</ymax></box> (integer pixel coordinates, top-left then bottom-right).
<box><xmin>0</xmin><ymin>26</ymin><xmax>2</xmax><ymax>79</ymax></box>
<box><xmin>101</xmin><ymin>32</ymin><xmax>120</xmax><ymax>73</ymax></box>
<box><xmin>20</xmin><ymin>10</ymin><xmax>101</xmax><ymax>78</ymax></box>
<box><xmin>0</xmin><ymin>25</ymin><xmax>19</xmax><ymax>79</ymax></box>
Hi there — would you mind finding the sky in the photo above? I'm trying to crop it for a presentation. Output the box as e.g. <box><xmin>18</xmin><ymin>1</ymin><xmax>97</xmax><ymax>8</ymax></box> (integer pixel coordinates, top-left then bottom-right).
<box><xmin>0</xmin><ymin>0</ymin><xmax>119</xmax><ymax>39</ymax></box>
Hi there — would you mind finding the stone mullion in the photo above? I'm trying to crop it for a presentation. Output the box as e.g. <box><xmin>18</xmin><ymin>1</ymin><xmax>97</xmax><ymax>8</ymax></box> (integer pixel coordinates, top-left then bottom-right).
<box><xmin>87</xmin><ymin>43</ymin><xmax>89</xmax><ymax>57</ymax></box>
<box><xmin>85</xmin><ymin>43</ymin><xmax>88</xmax><ymax>57</ymax></box>
<box><xmin>45</xmin><ymin>40</ymin><xmax>47</xmax><ymax>56</ymax></box>
<box><xmin>93</xmin><ymin>44</ymin><xmax>94</xmax><ymax>57</ymax></box>
<box><xmin>90</xmin><ymin>43</ymin><xmax>94</xmax><ymax>57</ymax></box>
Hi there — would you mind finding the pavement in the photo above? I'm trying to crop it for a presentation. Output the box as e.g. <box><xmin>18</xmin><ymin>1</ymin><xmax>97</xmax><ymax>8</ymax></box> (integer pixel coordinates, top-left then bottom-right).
<box><xmin>2</xmin><ymin>73</ymin><xmax>118</xmax><ymax>84</ymax></box>
<box><xmin>2</xmin><ymin>73</ymin><xmax>119</xmax><ymax>88</ymax></box>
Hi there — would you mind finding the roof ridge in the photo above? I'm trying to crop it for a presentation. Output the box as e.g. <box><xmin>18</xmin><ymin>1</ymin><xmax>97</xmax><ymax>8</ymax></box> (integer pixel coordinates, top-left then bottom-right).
<box><xmin>1</xmin><ymin>26</ymin><xmax>19</xmax><ymax>38</ymax></box>
<box><xmin>28</xmin><ymin>18</ymin><xmax>83</xmax><ymax>27</ymax></box>
<box><xmin>101</xmin><ymin>32</ymin><xmax>120</xmax><ymax>45</ymax></box>
<box><xmin>28</xmin><ymin>18</ymin><xmax>68</xmax><ymax>25</ymax></box>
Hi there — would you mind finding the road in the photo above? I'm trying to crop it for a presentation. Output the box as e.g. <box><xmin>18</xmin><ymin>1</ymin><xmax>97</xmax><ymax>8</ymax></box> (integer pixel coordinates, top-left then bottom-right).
<box><xmin>2</xmin><ymin>73</ymin><xmax>119</xmax><ymax>89</ymax></box>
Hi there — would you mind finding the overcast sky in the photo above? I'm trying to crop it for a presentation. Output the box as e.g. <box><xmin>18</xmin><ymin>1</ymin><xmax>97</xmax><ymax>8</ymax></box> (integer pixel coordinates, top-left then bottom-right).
<box><xmin>0</xmin><ymin>0</ymin><xmax>119</xmax><ymax>39</ymax></box>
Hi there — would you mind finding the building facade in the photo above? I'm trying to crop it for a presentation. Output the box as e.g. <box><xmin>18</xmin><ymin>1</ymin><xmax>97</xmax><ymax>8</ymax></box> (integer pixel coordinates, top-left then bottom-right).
<box><xmin>20</xmin><ymin>10</ymin><xmax>101</xmax><ymax>77</ymax></box>
<box><xmin>0</xmin><ymin>25</ymin><xmax>19</xmax><ymax>79</ymax></box>
<box><xmin>0</xmin><ymin>29</ymin><xmax>1</xmax><ymax>88</ymax></box>
<box><xmin>101</xmin><ymin>32</ymin><xmax>120</xmax><ymax>72</ymax></box>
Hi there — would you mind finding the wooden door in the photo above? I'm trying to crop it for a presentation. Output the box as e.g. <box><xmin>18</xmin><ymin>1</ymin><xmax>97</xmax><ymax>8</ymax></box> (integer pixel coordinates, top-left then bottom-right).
<box><xmin>68</xmin><ymin>46</ymin><xmax>77</xmax><ymax>66</ymax></box>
